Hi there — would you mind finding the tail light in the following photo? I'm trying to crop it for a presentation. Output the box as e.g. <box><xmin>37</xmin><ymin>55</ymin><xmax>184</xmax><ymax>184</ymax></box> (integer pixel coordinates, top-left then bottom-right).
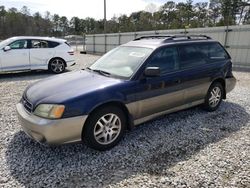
<box><xmin>68</xmin><ymin>51</ymin><xmax>74</xmax><ymax>55</ymax></box>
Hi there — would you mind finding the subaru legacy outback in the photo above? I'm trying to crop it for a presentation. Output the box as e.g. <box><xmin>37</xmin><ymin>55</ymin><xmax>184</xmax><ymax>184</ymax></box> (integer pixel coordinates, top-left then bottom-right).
<box><xmin>16</xmin><ymin>35</ymin><xmax>236</xmax><ymax>150</ymax></box>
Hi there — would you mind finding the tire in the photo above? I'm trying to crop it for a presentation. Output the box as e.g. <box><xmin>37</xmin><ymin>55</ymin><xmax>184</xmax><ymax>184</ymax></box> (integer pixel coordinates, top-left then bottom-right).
<box><xmin>83</xmin><ymin>106</ymin><xmax>126</xmax><ymax>151</ymax></box>
<box><xmin>203</xmin><ymin>82</ymin><xmax>224</xmax><ymax>112</ymax></box>
<box><xmin>49</xmin><ymin>58</ymin><xmax>66</xmax><ymax>74</ymax></box>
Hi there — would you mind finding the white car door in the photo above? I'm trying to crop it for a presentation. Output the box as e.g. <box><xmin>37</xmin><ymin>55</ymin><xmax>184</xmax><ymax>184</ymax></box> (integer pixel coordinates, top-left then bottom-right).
<box><xmin>29</xmin><ymin>40</ymin><xmax>55</xmax><ymax>70</ymax></box>
<box><xmin>1</xmin><ymin>39</ymin><xmax>30</xmax><ymax>71</ymax></box>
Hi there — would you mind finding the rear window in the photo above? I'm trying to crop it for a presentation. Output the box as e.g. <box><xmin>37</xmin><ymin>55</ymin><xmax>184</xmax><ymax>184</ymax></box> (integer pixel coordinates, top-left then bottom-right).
<box><xmin>48</xmin><ymin>41</ymin><xmax>60</xmax><ymax>48</ymax></box>
<box><xmin>178</xmin><ymin>42</ymin><xmax>230</xmax><ymax>69</ymax></box>
<box><xmin>199</xmin><ymin>42</ymin><xmax>230</xmax><ymax>61</ymax></box>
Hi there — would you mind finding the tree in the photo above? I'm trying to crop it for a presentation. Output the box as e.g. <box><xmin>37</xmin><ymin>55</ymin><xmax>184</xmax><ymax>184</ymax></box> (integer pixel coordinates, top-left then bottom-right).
<box><xmin>236</xmin><ymin>0</ymin><xmax>250</xmax><ymax>24</ymax></box>
<box><xmin>0</xmin><ymin>6</ymin><xmax>7</xmax><ymax>37</ymax></box>
<box><xmin>43</xmin><ymin>11</ymin><xmax>53</xmax><ymax>36</ymax></box>
<box><xmin>70</xmin><ymin>17</ymin><xmax>81</xmax><ymax>34</ymax></box>
<box><xmin>20</xmin><ymin>6</ymin><xmax>30</xmax><ymax>16</ymax></box>
<box><xmin>60</xmin><ymin>16</ymin><xmax>69</xmax><ymax>35</ymax></box>
<box><xmin>159</xmin><ymin>1</ymin><xmax>177</xmax><ymax>29</ymax></box>
<box><xmin>52</xmin><ymin>14</ymin><xmax>60</xmax><ymax>35</ymax></box>
<box><xmin>208</xmin><ymin>0</ymin><xmax>221</xmax><ymax>26</ymax></box>
<box><xmin>117</xmin><ymin>15</ymin><xmax>133</xmax><ymax>32</ymax></box>
<box><xmin>0</xmin><ymin>1</ymin><xmax>250</xmax><ymax>39</ymax></box>
<box><xmin>219</xmin><ymin>0</ymin><xmax>241</xmax><ymax>25</ymax></box>
<box><xmin>194</xmin><ymin>2</ymin><xmax>209</xmax><ymax>27</ymax></box>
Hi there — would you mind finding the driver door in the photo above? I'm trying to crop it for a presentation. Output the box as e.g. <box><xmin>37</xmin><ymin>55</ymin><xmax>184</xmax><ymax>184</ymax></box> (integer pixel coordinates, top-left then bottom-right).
<box><xmin>134</xmin><ymin>46</ymin><xmax>185</xmax><ymax>120</ymax></box>
<box><xmin>1</xmin><ymin>39</ymin><xmax>30</xmax><ymax>71</ymax></box>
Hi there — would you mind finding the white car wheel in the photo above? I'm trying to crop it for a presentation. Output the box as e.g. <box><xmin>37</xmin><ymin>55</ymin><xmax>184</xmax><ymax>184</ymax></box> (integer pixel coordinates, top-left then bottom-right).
<box><xmin>49</xmin><ymin>59</ymin><xmax>65</xmax><ymax>74</ymax></box>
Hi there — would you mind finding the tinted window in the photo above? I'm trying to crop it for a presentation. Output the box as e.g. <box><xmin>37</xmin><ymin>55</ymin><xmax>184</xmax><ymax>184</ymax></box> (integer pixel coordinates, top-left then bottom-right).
<box><xmin>48</xmin><ymin>41</ymin><xmax>60</xmax><ymax>48</ymax></box>
<box><xmin>147</xmin><ymin>46</ymin><xmax>179</xmax><ymax>75</ymax></box>
<box><xmin>9</xmin><ymin>40</ymin><xmax>28</xmax><ymax>49</ymax></box>
<box><xmin>178</xmin><ymin>44</ymin><xmax>207</xmax><ymax>69</ymax></box>
<box><xmin>199</xmin><ymin>42</ymin><xmax>229</xmax><ymax>61</ymax></box>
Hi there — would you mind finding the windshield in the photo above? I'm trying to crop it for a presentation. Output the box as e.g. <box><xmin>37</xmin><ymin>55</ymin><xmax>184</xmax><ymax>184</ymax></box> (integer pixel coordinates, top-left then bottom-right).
<box><xmin>89</xmin><ymin>46</ymin><xmax>153</xmax><ymax>79</ymax></box>
<box><xmin>0</xmin><ymin>38</ymin><xmax>14</xmax><ymax>49</ymax></box>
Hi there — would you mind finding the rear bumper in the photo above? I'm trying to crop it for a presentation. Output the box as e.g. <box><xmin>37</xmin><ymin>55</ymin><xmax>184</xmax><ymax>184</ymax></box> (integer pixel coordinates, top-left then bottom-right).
<box><xmin>16</xmin><ymin>103</ymin><xmax>88</xmax><ymax>145</ymax></box>
<box><xmin>225</xmin><ymin>76</ymin><xmax>236</xmax><ymax>93</ymax></box>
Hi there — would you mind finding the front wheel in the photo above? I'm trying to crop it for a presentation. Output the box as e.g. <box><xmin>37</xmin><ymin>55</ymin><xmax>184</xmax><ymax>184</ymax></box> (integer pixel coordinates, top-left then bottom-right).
<box><xmin>203</xmin><ymin>82</ymin><xmax>224</xmax><ymax>111</ymax></box>
<box><xmin>49</xmin><ymin>58</ymin><xmax>66</xmax><ymax>74</ymax></box>
<box><xmin>83</xmin><ymin>106</ymin><xmax>126</xmax><ymax>151</ymax></box>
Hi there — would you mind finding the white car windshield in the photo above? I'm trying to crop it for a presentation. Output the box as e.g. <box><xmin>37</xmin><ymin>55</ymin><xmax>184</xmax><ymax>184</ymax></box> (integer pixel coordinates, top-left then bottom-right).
<box><xmin>89</xmin><ymin>46</ymin><xmax>153</xmax><ymax>79</ymax></box>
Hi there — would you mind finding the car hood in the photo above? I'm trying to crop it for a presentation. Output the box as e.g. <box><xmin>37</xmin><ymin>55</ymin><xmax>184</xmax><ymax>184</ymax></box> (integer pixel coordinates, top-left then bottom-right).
<box><xmin>25</xmin><ymin>70</ymin><xmax>122</xmax><ymax>106</ymax></box>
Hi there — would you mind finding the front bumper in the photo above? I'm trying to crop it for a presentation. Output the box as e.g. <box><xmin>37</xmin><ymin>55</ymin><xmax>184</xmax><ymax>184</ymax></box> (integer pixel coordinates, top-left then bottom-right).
<box><xmin>16</xmin><ymin>103</ymin><xmax>88</xmax><ymax>145</ymax></box>
<box><xmin>225</xmin><ymin>76</ymin><xmax>237</xmax><ymax>93</ymax></box>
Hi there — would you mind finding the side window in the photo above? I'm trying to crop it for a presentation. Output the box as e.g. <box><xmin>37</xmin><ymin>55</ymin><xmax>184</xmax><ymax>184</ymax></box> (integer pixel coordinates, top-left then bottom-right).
<box><xmin>31</xmin><ymin>40</ymin><xmax>49</xmax><ymax>48</ymax></box>
<box><xmin>207</xmin><ymin>43</ymin><xmax>229</xmax><ymax>61</ymax></box>
<box><xmin>147</xmin><ymin>47</ymin><xmax>179</xmax><ymax>75</ymax></box>
<box><xmin>9</xmin><ymin>40</ymin><xmax>28</xmax><ymax>49</ymax></box>
<box><xmin>178</xmin><ymin>44</ymin><xmax>208</xmax><ymax>69</ymax></box>
<box><xmin>48</xmin><ymin>41</ymin><xmax>60</xmax><ymax>48</ymax></box>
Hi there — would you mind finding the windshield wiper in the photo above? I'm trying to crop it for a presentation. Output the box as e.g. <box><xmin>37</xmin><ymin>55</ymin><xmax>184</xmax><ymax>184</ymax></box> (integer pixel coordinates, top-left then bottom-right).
<box><xmin>87</xmin><ymin>67</ymin><xmax>111</xmax><ymax>77</ymax></box>
<box><xmin>93</xmin><ymin>69</ymin><xmax>111</xmax><ymax>77</ymax></box>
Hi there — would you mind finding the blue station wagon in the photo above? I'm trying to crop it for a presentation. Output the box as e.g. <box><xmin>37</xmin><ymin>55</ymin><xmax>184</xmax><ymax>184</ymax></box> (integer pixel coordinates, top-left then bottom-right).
<box><xmin>16</xmin><ymin>35</ymin><xmax>236</xmax><ymax>150</ymax></box>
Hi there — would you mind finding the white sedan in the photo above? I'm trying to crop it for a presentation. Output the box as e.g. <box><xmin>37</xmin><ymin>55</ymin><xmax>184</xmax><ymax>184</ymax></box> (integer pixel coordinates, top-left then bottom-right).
<box><xmin>0</xmin><ymin>36</ymin><xmax>75</xmax><ymax>74</ymax></box>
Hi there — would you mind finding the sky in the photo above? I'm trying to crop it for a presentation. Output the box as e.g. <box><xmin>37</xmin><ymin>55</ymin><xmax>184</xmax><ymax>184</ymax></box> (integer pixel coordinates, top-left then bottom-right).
<box><xmin>0</xmin><ymin>0</ymin><xmax>208</xmax><ymax>20</ymax></box>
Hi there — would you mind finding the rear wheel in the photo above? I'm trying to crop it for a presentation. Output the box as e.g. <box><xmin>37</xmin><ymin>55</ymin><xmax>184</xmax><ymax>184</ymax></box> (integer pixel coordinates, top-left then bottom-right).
<box><xmin>49</xmin><ymin>58</ymin><xmax>65</xmax><ymax>74</ymax></box>
<box><xmin>203</xmin><ymin>82</ymin><xmax>223</xmax><ymax>111</ymax></box>
<box><xmin>83</xmin><ymin>106</ymin><xmax>126</xmax><ymax>151</ymax></box>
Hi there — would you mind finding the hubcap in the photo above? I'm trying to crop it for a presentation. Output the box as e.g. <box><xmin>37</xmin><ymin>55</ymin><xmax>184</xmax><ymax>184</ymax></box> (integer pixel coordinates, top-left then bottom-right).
<box><xmin>209</xmin><ymin>86</ymin><xmax>221</xmax><ymax>108</ymax></box>
<box><xmin>94</xmin><ymin>113</ymin><xmax>121</xmax><ymax>145</ymax></box>
<box><xmin>51</xmin><ymin>59</ymin><xmax>64</xmax><ymax>73</ymax></box>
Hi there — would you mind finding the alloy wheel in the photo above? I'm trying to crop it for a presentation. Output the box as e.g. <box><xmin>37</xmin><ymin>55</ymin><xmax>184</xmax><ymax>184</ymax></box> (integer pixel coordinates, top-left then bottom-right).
<box><xmin>209</xmin><ymin>86</ymin><xmax>222</xmax><ymax>108</ymax></box>
<box><xmin>51</xmin><ymin>59</ymin><xmax>65</xmax><ymax>73</ymax></box>
<box><xmin>94</xmin><ymin>113</ymin><xmax>121</xmax><ymax>145</ymax></box>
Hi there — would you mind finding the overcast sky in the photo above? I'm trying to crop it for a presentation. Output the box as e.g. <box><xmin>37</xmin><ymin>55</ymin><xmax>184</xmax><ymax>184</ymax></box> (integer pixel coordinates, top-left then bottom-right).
<box><xmin>0</xmin><ymin>0</ymin><xmax>208</xmax><ymax>20</ymax></box>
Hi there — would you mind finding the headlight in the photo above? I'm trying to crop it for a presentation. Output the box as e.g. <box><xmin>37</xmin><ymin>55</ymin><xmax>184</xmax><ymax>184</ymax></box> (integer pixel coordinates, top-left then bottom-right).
<box><xmin>34</xmin><ymin>104</ymin><xmax>65</xmax><ymax>119</ymax></box>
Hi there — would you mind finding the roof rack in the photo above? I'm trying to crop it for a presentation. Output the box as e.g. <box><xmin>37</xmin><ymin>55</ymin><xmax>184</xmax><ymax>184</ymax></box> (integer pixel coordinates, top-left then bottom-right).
<box><xmin>133</xmin><ymin>35</ymin><xmax>212</xmax><ymax>42</ymax></box>
<box><xmin>133</xmin><ymin>35</ymin><xmax>173</xmax><ymax>41</ymax></box>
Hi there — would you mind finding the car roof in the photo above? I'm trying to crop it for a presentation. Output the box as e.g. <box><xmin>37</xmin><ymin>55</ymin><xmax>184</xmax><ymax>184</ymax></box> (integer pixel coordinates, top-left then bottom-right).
<box><xmin>122</xmin><ymin>35</ymin><xmax>216</xmax><ymax>49</ymax></box>
<box><xmin>6</xmin><ymin>36</ymin><xmax>66</xmax><ymax>43</ymax></box>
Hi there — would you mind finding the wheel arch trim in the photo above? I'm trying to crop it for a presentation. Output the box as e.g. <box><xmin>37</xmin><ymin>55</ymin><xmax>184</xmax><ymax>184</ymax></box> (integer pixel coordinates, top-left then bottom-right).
<box><xmin>83</xmin><ymin>100</ymin><xmax>134</xmax><ymax>134</ymax></box>
<box><xmin>48</xmin><ymin>57</ymin><xmax>67</xmax><ymax>67</ymax></box>
<box><xmin>211</xmin><ymin>77</ymin><xmax>226</xmax><ymax>99</ymax></box>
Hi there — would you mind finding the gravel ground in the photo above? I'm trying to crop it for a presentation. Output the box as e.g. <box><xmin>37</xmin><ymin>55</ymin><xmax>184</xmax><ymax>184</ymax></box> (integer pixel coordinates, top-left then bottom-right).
<box><xmin>0</xmin><ymin>54</ymin><xmax>249</xmax><ymax>188</ymax></box>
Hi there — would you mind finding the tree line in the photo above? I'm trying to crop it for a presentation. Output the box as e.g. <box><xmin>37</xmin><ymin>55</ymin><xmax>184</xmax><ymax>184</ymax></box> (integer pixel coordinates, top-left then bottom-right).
<box><xmin>0</xmin><ymin>0</ymin><xmax>250</xmax><ymax>39</ymax></box>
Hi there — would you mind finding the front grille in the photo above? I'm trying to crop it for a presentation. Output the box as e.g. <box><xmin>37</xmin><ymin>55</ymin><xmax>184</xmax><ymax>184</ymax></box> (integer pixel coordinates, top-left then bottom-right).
<box><xmin>21</xmin><ymin>95</ymin><xmax>33</xmax><ymax>113</ymax></box>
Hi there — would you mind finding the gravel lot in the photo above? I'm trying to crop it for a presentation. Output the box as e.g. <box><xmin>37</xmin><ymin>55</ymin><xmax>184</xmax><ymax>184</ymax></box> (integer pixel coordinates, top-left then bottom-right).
<box><xmin>0</xmin><ymin>54</ymin><xmax>249</xmax><ymax>187</ymax></box>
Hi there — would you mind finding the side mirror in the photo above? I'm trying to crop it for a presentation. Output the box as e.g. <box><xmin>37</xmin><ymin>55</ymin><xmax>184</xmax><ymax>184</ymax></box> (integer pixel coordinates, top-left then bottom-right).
<box><xmin>144</xmin><ymin>67</ymin><xmax>160</xmax><ymax>77</ymax></box>
<box><xmin>3</xmin><ymin>46</ymin><xmax>11</xmax><ymax>52</ymax></box>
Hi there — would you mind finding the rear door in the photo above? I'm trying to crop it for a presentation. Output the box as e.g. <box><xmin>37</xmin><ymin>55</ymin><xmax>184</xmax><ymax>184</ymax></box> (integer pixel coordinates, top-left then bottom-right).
<box><xmin>1</xmin><ymin>39</ymin><xmax>30</xmax><ymax>71</ymax></box>
<box><xmin>177</xmin><ymin>42</ymin><xmax>228</xmax><ymax>105</ymax></box>
<box><xmin>29</xmin><ymin>40</ymin><xmax>55</xmax><ymax>70</ymax></box>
